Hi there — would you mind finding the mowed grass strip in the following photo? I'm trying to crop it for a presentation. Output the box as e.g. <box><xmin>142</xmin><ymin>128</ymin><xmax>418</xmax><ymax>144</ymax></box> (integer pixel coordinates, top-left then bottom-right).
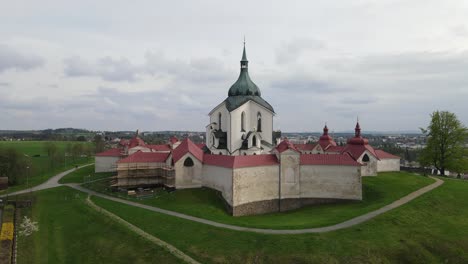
<box><xmin>0</xmin><ymin>141</ymin><xmax>93</xmax><ymax>193</ymax></box>
<box><xmin>91</xmin><ymin>177</ymin><xmax>468</xmax><ymax>264</ymax></box>
<box><xmin>85</xmin><ymin>172</ymin><xmax>434</xmax><ymax>229</ymax></box>
<box><xmin>16</xmin><ymin>187</ymin><xmax>182</xmax><ymax>264</ymax></box>
<box><xmin>58</xmin><ymin>165</ymin><xmax>113</xmax><ymax>184</ymax></box>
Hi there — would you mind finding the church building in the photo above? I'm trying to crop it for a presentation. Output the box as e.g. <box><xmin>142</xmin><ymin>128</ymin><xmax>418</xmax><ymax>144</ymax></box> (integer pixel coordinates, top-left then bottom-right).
<box><xmin>95</xmin><ymin>43</ymin><xmax>400</xmax><ymax>216</ymax></box>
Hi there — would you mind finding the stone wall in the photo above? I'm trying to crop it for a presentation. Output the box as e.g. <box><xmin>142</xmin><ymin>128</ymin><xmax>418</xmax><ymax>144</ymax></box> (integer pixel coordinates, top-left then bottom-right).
<box><xmin>300</xmin><ymin>165</ymin><xmax>362</xmax><ymax>200</ymax></box>
<box><xmin>231</xmin><ymin>197</ymin><xmax>356</xmax><ymax>216</ymax></box>
<box><xmin>95</xmin><ymin>156</ymin><xmax>119</xmax><ymax>172</ymax></box>
<box><xmin>377</xmin><ymin>158</ymin><xmax>400</xmax><ymax>172</ymax></box>
<box><xmin>232</xmin><ymin>165</ymin><xmax>279</xmax><ymax>207</ymax></box>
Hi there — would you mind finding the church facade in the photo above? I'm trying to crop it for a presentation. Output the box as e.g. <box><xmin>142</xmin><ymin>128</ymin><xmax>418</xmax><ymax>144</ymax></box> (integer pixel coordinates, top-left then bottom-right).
<box><xmin>95</xmin><ymin>44</ymin><xmax>400</xmax><ymax>216</ymax></box>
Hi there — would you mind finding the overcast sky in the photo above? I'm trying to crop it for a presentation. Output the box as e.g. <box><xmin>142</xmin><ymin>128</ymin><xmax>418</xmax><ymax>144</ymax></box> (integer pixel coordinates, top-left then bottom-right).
<box><xmin>1</xmin><ymin>0</ymin><xmax>468</xmax><ymax>132</ymax></box>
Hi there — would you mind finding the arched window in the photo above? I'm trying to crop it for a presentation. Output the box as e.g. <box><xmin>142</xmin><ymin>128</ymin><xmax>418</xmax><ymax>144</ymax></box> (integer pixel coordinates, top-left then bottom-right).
<box><xmin>252</xmin><ymin>135</ymin><xmax>257</xmax><ymax>147</ymax></box>
<box><xmin>218</xmin><ymin>112</ymin><xmax>222</xmax><ymax>130</ymax></box>
<box><xmin>241</xmin><ymin>111</ymin><xmax>245</xmax><ymax>132</ymax></box>
<box><xmin>257</xmin><ymin>112</ymin><xmax>262</xmax><ymax>132</ymax></box>
<box><xmin>243</xmin><ymin>153</ymin><xmax>247</xmax><ymax>155</ymax></box>
<box><xmin>362</xmin><ymin>154</ymin><xmax>370</xmax><ymax>162</ymax></box>
<box><xmin>183</xmin><ymin>157</ymin><xmax>194</xmax><ymax>167</ymax></box>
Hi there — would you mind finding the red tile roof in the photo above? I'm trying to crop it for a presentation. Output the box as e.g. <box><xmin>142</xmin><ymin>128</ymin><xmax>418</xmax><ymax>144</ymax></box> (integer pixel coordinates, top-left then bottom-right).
<box><xmin>275</xmin><ymin>139</ymin><xmax>300</xmax><ymax>153</ymax></box>
<box><xmin>128</xmin><ymin>136</ymin><xmax>147</xmax><ymax>149</ymax></box>
<box><xmin>375</xmin><ymin>150</ymin><xmax>401</xmax><ymax>159</ymax></box>
<box><xmin>325</xmin><ymin>146</ymin><xmax>345</xmax><ymax>153</ymax></box>
<box><xmin>342</xmin><ymin>144</ymin><xmax>379</xmax><ymax>161</ymax></box>
<box><xmin>148</xmin><ymin>144</ymin><xmax>172</xmax><ymax>152</ymax></box>
<box><xmin>300</xmin><ymin>154</ymin><xmax>361</xmax><ymax>166</ymax></box>
<box><xmin>203</xmin><ymin>154</ymin><xmax>279</xmax><ymax>169</ymax></box>
<box><xmin>119</xmin><ymin>139</ymin><xmax>129</xmax><ymax>146</ymax></box>
<box><xmin>196</xmin><ymin>143</ymin><xmax>206</xmax><ymax>149</ymax></box>
<box><xmin>169</xmin><ymin>136</ymin><xmax>179</xmax><ymax>144</ymax></box>
<box><xmin>117</xmin><ymin>151</ymin><xmax>170</xmax><ymax>163</ymax></box>
<box><xmin>96</xmin><ymin>148</ymin><xmax>122</xmax><ymax>157</ymax></box>
<box><xmin>294</xmin><ymin>143</ymin><xmax>316</xmax><ymax>151</ymax></box>
<box><xmin>172</xmin><ymin>138</ymin><xmax>204</xmax><ymax>163</ymax></box>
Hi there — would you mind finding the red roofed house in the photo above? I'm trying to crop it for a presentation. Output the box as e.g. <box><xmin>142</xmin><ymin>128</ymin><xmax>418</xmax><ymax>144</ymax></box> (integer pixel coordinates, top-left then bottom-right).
<box><xmin>94</xmin><ymin>43</ymin><xmax>400</xmax><ymax>216</ymax></box>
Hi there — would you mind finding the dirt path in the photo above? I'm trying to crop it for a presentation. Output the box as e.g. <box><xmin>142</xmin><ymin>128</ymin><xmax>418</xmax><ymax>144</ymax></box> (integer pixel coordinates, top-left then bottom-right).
<box><xmin>68</xmin><ymin>176</ymin><xmax>444</xmax><ymax>234</ymax></box>
<box><xmin>85</xmin><ymin>195</ymin><xmax>201</xmax><ymax>264</ymax></box>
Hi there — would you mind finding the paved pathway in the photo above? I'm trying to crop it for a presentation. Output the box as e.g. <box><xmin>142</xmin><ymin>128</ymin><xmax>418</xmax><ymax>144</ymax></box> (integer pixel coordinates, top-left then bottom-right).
<box><xmin>0</xmin><ymin>164</ymin><xmax>93</xmax><ymax>198</ymax></box>
<box><xmin>66</xmin><ymin>176</ymin><xmax>444</xmax><ymax>234</ymax></box>
<box><xmin>86</xmin><ymin>195</ymin><xmax>200</xmax><ymax>264</ymax></box>
<box><xmin>2</xmin><ymin>166</ymin><xmax>444</xmax><ymax>234</ymax></box>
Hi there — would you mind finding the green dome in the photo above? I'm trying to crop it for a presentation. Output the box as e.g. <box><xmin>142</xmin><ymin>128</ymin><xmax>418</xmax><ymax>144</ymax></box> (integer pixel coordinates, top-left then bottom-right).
<box><xmin>228</xmin><ymin>45</ymin><xmax>261</xmax><ymax>97</ymax></box>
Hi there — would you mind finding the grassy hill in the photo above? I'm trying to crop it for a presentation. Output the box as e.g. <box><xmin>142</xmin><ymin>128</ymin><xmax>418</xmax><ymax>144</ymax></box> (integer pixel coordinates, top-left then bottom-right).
<box><xmin>16</xmin><ymin>187</ymin><xmax>181</xmax><ymax>264</ymax></box>
<box><xmin>92</xmin><ymin>176</ymin><xmax>468</xmax><ymax>263</ymax></box>
<box><xmin>83</xmin><ymin>172</ymin><xmax>434</xmax><ymax>229</ymax></box>
<box><xmin>13</xmin><ymin>169</ymin><xmax>468</xmax><ymax>263</ymax></box>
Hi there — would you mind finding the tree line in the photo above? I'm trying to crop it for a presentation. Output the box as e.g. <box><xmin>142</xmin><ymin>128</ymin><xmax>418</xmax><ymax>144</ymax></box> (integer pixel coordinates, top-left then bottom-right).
<box><xmin>0</xmin><ymin>140</ymin><xmax>103</xmax><ymax>186</ymax></box>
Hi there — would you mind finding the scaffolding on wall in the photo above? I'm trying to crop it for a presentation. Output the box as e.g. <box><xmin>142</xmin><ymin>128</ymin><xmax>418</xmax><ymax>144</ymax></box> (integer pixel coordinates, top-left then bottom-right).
<box><xmin>114</xmin><ymin>163</ymin><xmax>175</xmax><ymax>188</ymax></box>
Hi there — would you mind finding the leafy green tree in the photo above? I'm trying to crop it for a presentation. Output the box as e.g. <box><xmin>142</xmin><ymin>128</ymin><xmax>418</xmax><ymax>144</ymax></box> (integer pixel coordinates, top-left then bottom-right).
<box><xmin>94</xmin><ymin>135</ymin><xmax>105</xmax><ymax>153</ymax></box>
<box><xmin>0</xmin><ymin>148</ymin><xmax>28</xmax><ymax>185</ymax></box>
<box><xmin>44</xmin><ymin>141</ymin><xmax>58</xmax><ymax>157</ymax></box>
<box><xmin>71</xmin><ymin>143</ymin><xmax>84</xmax><ymax>161</ymax></box>
<box><xmin>420</xmin><ymin>111</ymin><xmax>467</xmax><ymax>176</ymax></box>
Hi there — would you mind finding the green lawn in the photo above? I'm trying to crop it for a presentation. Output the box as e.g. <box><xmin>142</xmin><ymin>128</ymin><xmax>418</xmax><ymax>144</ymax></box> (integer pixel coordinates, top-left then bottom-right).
<box><xmin>0</xmin><ymin>141</ymin><xmax>93</xmax><ymax>193</ymax></box>
<box><xmin>84</xmin><ymin>172</ymin><xmax>434</xmax><ymax>229</ymax></box>
<box><xmin>58</xmin><ymin>165</ymin><xmax>113</xmax><ymax>184</ymax></box>
<box><xmin>16</xmin><ymin>187</ymin><xmax>182</xmax><ymax>264</ymax></box>
<box><xmin>91</xmin><ymin>177</ymin><xmax>468</xmax><ymax>263</ymax></box>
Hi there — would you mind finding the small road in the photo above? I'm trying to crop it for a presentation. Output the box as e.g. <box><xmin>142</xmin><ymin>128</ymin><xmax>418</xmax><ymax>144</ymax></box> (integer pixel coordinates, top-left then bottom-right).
<box><xmin>66</xmin><ymin>176</ymin><xmax>444</xmax><ymax>234</ymax></box>
<box><xmin>2</xmin><ymin>166</ymin><xmax>444</xmax><ymax>234</ymax></box>
<box><xmin>0</xmin><ymin>164</ymin><xmax>93</xmax><ymax>198</ymax></box>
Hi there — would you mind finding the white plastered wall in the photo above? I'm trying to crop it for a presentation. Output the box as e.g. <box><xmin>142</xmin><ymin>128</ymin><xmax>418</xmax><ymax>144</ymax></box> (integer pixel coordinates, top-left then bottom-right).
<box><xmin>358</xmin><ymin>150</ymin><xmax>378</xmax><ymax>176</ymax></box>
<box><xmin>377</xmin><ymin>158</ymin><xmax>400</xmax><ymax>172</ymax></box>
<box><xmin>201</xmin><ymin>165</ymin><xmax>234</xmax><ymax>205</ymax></box>
<box><xmin>230</xmin><ymin>101</ymin><xmax>274</xmax><ymax>154</ymax></box>
<box><xmin>174</xmin><ymin>153</ymin><xmax>203</xmax><ymax>189</ymax></box>
<box><xmin>95</xmin><ymin>156</ymin><xmax>119</xmax><ymax>172</ymax></box>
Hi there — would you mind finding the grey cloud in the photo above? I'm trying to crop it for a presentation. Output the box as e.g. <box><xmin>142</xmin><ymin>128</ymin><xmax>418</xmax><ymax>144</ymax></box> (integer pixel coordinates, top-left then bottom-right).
<box><xmin>144</xmin><ymin>52</ymin><xmax>231</xmax><ymax>83</ymax></box>
<box><xmin>269</xmin><ymin>76</ymin><xmax>348</xmax><ymax>94</ymax></box>
<box><xmin>352</xmin><ymin>51</ymin><xmax>468</xmax><ymax>77</ymax></box>
<box><xmin>63</xmin><ymin>56</ymin><xmax>139</xmax><ymax>82</ymax></box>
<box><xmin>0</xmin><ymin>44</ymin><xmax>44</xmax><ymax>73</ymax></box>
<box><xmin>340</xmin><ymin>97</ymin><xmax>378</xmax><ymax>105</ymax></box>
<box><xmin>0</xmin><ymin>82</ymin><xmax>9</xmax><ymax>86</ymax></box>
<box><xmin>276</xmin><ymin>38</ymin><xmax>325</xmax><ymax>64</ymax></box>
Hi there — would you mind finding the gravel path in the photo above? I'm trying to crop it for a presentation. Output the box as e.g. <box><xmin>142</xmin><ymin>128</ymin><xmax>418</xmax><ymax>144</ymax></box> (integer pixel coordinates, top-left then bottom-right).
<box><xmin>85</xmin><ymin>195</ymin><xmax>201</xmax><ymax>264</ymax></box>
<box><xmin>67</xmin><ymin>176</ymin><xmax>444</xmax><ymax>234</ymax></box>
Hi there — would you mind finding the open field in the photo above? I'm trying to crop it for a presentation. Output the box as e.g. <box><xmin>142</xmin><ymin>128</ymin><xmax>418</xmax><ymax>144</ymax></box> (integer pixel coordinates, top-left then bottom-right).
<box><xmin>91</xmin><ymin>177</ymin><xmax>468</xmax><ymax>263</ymax></box>
<box><xmin>58</xmin><ymin>165</ymin><xmax>113</xmax><ymax>184</ymax></box>
<box><xmin>16</xmin><ymin>187</ymin><xmax>182</xmax><ymax>264</ymax></box>
<box><xmin>0</xmin><ymin>141</ymin><xmax>93</xmax><ymax>193</ymax></box>
<box><xmin>84</xmin><ymin>172</ymin><xmax>434</xmax><ymax>229</ymax></box>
